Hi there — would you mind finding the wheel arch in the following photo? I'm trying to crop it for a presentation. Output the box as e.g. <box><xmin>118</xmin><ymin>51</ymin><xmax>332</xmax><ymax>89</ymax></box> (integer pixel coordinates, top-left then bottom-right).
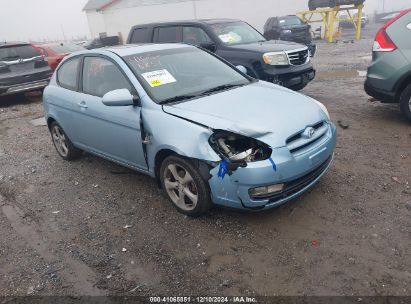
<box><xmin>154</xmin><ymin>149</ymin><xmax>177</xmax><ymax>187</ymax></box>
<box><xmin>46</xmin><ymin>116</ymin><xmax>57</xmax><ymax>130</ymax></box>
<box><xmin>154</xmin><ymin>149</ymin><xmax>214</xmax><ymax>189</ymax></box>
<box><xmin>395</xmin><ymin>73</ymin><xmax>411</xmax><ymax>102</ymax></box>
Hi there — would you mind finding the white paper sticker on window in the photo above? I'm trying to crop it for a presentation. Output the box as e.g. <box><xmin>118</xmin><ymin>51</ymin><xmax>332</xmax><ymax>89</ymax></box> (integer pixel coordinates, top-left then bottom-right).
<box><xmin>141</xmin><ymin>69</ymin><xmax>177</xmax><ymax>87</ymax></box>
<box><xmin>218</xmin><ymin>34</ymin><xmax>235</xmax><ymax>43</ymax></box>
<box><xmin>279</xmin><ymin>20</ymin><xmax>286</xmax><ymax>24</ymax></box>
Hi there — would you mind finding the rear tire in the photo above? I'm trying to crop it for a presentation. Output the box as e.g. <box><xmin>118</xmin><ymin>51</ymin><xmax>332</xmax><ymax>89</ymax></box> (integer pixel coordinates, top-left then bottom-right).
<box><xmin>399</xmin><ymin>83</ymin><xmax>411</xmax><ymax>122</ymax></box>
<box><xmin>50</xmin><ymin>121</ymin><xmax>82</xmax><ymax>160</ymax></box>
<box><xmin>160</xmin><ymin>155</ymin><xmax>212</xmax><ymax>217</ymax></box>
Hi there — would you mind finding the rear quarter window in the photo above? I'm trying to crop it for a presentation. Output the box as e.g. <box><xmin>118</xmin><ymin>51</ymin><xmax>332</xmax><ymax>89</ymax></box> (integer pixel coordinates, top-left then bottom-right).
<box><xmin>131</xmin><ymin>28</ymin><xmax>149</xmax><ymax>43</ymax></box>
<box><xmin>57</xmin><ymin>57</ymin><xmax>81</xmax><ymax>91</ymax></box>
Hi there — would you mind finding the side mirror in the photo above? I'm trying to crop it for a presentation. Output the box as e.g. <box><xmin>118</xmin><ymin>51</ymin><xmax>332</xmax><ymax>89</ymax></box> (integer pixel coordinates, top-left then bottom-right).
<box><xmin>200</xmin><ymin>42</ymin><xmax>217</xmax><ymax>52</ymax></box>
<box><xmin>236</xmin><ymin>65</ymin><xmax>248</xmax><ymax>75</ymax></box>
<box><xmin>102</xmin><ymin>89</ymin><xmax>138</xmax><ymax>107</ymax></box>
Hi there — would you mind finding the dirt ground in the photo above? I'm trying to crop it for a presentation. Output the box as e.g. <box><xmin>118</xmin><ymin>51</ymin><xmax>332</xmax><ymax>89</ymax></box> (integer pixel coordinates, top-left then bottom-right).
<box><xmin>0</xmin><ymin>24</ymin><xmax>410</xmax><ymax>298</ymax></box>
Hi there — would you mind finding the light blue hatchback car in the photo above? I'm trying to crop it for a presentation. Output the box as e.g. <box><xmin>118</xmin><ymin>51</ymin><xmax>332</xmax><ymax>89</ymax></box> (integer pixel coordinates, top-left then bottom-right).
<box><xmin>43</xmin><ymin>44</ymin><xmax>336</xmax><ymax>216</ymax></box>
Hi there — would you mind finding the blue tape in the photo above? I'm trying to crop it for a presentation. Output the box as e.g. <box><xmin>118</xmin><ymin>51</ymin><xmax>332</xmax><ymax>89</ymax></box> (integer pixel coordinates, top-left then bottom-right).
<box><xmin>218</xmin><ymin>159</ymin><xmax>229</xmax><ymax>179</ymax></box>
<box><xmin>269</xmin><ymin>157</ymin><xmax>277</xmax><ymax>172</ymax></box>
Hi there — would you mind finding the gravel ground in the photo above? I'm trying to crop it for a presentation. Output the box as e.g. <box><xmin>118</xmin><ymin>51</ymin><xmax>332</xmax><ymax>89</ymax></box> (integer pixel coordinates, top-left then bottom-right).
<box><xmin>0</xmin><ymin>25</ymin><xmax>410</xmax><ymax>298</ymax></box>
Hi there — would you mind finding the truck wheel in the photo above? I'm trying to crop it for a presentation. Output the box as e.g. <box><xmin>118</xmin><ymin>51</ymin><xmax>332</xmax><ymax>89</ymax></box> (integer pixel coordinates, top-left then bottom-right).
<box><xmin>399</xmin><ymin>83</ymin><xmax>411</xmax><ymax>122</ymax></box>
<box><xmin>290</xmin><ymin>83</ymin><xmax>308</xmax><ymax>91</ymax></box>
<box><xmin>160</xmin><ymin>155</ymin><xmax>212</xmax><ymax>217</ymax></box>
<box><xmin>246</xmin><ymin>68</ymin><xmax>258</xmax><ymax>79</ymax></box>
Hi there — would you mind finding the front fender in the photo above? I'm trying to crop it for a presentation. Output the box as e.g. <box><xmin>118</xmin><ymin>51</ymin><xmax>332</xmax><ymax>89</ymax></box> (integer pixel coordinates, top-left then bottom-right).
<box><xmin>141</xmin><ymin>105</ymin><xmax>221</xmax><ymax>174</ymax></box>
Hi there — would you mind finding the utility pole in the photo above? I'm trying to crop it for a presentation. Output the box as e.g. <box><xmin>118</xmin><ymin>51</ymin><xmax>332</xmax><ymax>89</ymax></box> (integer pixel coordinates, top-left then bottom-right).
<box><xmin>60</xmin><ymin>24</ymin><xmax>67</xmax><ymax>42</ymax></box>
<box><xmin>382</xmin><ymin>0</ymin><xmax>385</xmax><ymax>13</ymax></box>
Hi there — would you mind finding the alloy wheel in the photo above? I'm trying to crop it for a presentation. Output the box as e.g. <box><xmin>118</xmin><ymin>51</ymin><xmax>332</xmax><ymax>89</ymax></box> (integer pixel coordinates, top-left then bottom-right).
<box><xmin>163</xmin><ymin>163</ymin><xmax>198</xmax><ymax>211</ymax></box>
<box><xmin>51</xmin><ymin>125</ymin><xmax>69</xmax><ymax>157</ymax></box>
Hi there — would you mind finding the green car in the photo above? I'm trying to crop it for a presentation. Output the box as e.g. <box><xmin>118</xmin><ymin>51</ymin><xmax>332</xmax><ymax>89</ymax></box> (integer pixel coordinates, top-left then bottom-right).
<box><xmin>365</xmin><ymin>8</ymin><xmax>411</xmax><ymax>122</ymax></box>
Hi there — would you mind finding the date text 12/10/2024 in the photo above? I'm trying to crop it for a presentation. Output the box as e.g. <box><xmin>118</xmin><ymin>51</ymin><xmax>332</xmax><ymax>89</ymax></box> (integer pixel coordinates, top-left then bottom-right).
<box><xmin>149</xmin><ymin>296</ymin><xmax>258</xmax><ymax>303</ymax></box>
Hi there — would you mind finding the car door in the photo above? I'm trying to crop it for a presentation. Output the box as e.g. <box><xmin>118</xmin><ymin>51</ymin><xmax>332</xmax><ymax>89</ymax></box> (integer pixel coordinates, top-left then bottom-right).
<box><xmin>47</xmin><ymin>56</ymin><xmax>83</xmax><ymax>144</ymax></box>
<box><xmin>75</xmin><ymin>55</ymin><xmax>147</xmax><ymax>171</ymax></box>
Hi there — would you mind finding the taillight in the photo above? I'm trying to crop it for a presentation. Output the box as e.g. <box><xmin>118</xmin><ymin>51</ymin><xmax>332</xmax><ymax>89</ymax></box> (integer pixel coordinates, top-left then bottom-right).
<box><xmin>373</xmin><ymin>28</ymin><xmax>396</xmax><ymax>52</ymax></box>
<box><xmin>373</xmin><ymin>8</ymin><xmax>411</xmax><ymax>52</ymax></box>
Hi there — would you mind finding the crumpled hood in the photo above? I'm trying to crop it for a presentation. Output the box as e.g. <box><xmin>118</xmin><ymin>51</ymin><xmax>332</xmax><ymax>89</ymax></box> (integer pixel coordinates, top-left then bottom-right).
<box><xmin>229</xmin><ymin>40</ymin><xmax>306</xmax><ymax>53</ymax></box>
<box><xmin>163</xmin><ymin>81</ymin><xmax>328</xmax><ymax>148</ymax></box>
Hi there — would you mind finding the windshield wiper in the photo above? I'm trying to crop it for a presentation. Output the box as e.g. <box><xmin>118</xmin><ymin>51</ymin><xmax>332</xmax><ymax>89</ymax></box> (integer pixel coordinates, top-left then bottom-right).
<box><xmin>159</xmin><ymin>94</ymin><xmax>198</xmax><ymax>105</ymax></box>
<box><xmin>159</xmin><ymin>84</ymin><xmax>246</xmax><ymax>104</ymax></box>
<box><xmin>199</xmin><ymin>83</ymin><xmax>244</xmax><ymax>96</ymax></box>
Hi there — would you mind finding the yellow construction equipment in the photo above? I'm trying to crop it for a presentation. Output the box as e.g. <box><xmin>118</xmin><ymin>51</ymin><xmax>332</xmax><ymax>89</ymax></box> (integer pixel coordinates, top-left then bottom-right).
<box><xmin>298</xmin><ymin>3</ymin><xmax>364</xmax><ymax>43</ymax></box>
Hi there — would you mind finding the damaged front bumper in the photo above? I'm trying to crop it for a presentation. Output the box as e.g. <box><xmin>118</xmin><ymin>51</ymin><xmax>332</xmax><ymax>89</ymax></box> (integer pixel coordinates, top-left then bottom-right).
<box><xmin>208</xmin><ymin>122</ymin><xmax>337</xmax><ymax>210</ymax></box>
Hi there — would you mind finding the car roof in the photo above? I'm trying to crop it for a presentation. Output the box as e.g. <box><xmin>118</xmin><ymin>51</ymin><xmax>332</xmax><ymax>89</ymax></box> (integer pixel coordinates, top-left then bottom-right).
<box><xmin>131</xmin><ymin>18</ymin><xmax>241</xmax><ymax>28</ymax></box>
<box><xmin>69</xmin><ymin>43</ymin><xmax>195</xmax><ymax>58</ymax></box>
<box><xmin>39</xmin><ymin>43</ymin><xmax>76</xmax><ymax>47</ymax></box>
<box><xmin>0</xmin><ymin>42</ymin><xmax>30</xmax><ymax>48</ymax></box>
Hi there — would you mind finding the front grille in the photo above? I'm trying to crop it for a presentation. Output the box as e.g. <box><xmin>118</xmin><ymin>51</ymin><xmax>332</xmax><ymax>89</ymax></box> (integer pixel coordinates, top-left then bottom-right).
<box><xmin>286</xmin><ymin>122</ymin><xmax>329</xmax><ymax>154</ymax></box>
<box><xmin>287</xmin><ymin>48</ymin><xmax>309</xmax><ymax>65</ymax></box>
<box><xmin>265</xmin><ymin>156</ymin><xmax>332</xmax><ymax>203</ymax></box>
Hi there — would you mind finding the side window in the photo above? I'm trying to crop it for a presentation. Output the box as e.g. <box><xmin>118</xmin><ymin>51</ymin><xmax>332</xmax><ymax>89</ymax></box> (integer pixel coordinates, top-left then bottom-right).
<box><xmin>82</xmin><ymin>57</ymin><xmax>133</xmax><ymax>97</ymax></box>
<box><xmin>182</xmin><ymin>27</ymin><xmax>212</xmax><ymax>45</ymax></box>
<box><xmin>57</xmin><ymin>57</ymin><xmax>80</xmax><ymax>90</ymax></box>
<box><xmin>155</xmin><ymin>26</ymin><xmax>182</xmax><ymax>43</ymax></box>
<box><xmin>131</xmin><ymin>28</ymin><xmax>149</xmax><ymax>43</ymax></box>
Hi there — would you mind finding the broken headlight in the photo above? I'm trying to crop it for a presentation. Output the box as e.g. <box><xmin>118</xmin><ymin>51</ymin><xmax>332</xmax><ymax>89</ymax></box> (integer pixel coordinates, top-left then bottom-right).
<box><xmin>209</xmin><ymin>131</ymin><xmax>272</xmax><ymax>163</ymax></box>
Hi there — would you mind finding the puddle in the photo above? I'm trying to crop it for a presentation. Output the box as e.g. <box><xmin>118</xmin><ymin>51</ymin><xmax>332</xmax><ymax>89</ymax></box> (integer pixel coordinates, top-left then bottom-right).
<box><xmin>316</xmin><ymin>70</ymin><xmax>367</xmax><ymax>80</ymax></box>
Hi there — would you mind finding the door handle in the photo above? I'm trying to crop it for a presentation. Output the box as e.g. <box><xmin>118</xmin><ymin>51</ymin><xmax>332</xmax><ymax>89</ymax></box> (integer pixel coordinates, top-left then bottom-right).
<box><xmin>77</xmin><ymin>101</ymin><xmax>88</xmax><ymax>109</ymax></box>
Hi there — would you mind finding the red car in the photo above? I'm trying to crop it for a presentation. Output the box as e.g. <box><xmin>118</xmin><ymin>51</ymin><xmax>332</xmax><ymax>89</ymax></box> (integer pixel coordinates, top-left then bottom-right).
<box><xmin>36</xmin><ymin>43</ymin><xmax>85</xmax><ymax>71</ymax></box>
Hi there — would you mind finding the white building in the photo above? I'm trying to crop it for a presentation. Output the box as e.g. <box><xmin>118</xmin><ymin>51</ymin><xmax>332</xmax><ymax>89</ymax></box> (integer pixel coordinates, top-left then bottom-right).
<box><xmin>83</xmin><ymin>0</ymin><xmax>410</xmax><ymax>40</ymax></box>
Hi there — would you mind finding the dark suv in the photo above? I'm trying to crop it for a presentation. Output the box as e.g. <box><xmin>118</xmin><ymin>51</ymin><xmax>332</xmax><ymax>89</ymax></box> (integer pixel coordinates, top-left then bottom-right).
<box><xmin>127</xmin><ymin>19</ymin><xmax>315</xmax><ymax>91</ymax></box>
<box><xmin>0</xmin><ymin>42</ymin><xmax>52</xmax><ymax>96</ymax></box>
<box><xmin>308</xmin><ymin>0</ymin><xmax>365</xmax><ymax>10</ymax></box>
<box><xmin>365</xmin><ymin>8</ymin><xmax>411</xmax><ymax>122</ymax></box>
<box><xmin>263</xmin><ymin>15</ymin><xmax>316</xmax><ymax>56</ymax></box>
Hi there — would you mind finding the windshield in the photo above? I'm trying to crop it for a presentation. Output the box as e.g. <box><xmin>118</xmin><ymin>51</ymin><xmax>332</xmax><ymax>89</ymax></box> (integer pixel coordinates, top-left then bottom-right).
<box><xmin>50</xmin><ymin>43</ymin><xmax>85</xmax><ymax>54</ymax></box>
<box><xmin>278</xmin><ymin>16</ymin><xmax>304</xmax><ymax>27</ymax></box>
<box><xmin>210</xmin><ymin>21</ymin><xmax>266</xmax><ymax>45</ymax></box>
<box><xmin>0</xmin><ymin>44</ymin><xmax>41</xmax><ymax>61</ymax></box>
<box><xmin>124</xmin><ymin>47</ymin><xmax>250</xmax><ymax>104</ymax></box>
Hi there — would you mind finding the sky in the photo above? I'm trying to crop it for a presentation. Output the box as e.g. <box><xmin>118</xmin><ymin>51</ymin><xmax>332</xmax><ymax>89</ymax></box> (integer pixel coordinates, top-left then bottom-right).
<box><xmin>0</xmin><ymin>0</ymin><xmax>409</xmax><ymax>42</ymax></box>
<box><xmin>0</xmin><ymin>0</ymin><xmax>90</xmax><ymax>42</ymax></box>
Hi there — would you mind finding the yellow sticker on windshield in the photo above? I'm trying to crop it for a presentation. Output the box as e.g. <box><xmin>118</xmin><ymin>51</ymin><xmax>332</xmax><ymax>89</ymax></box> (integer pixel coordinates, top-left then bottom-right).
<box><xmin>142</xmin><ymin>69</ymin><xmax>177</xmax><ymax>88</ymax></box>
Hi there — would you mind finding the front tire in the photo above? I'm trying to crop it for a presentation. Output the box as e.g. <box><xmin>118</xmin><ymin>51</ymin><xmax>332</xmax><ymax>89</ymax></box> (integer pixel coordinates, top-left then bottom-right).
<box><xmin>50</xmin><ymin>121</ymin><xmax>82</xmax><ymax>160</ymax></box>
<box><xmin>399</xmin><ymin>83</ymin><xmax>411</xmax><ymax>122</ymax></box>
<box><xmin>160</xmin><ymin>156</ymin><xmax>212</xmax><ymax>217</ymax></box>
<box><xmin>290</xmin><ymin>83</ymin><xmax>308</xmax><ymax>91</ymax></box>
